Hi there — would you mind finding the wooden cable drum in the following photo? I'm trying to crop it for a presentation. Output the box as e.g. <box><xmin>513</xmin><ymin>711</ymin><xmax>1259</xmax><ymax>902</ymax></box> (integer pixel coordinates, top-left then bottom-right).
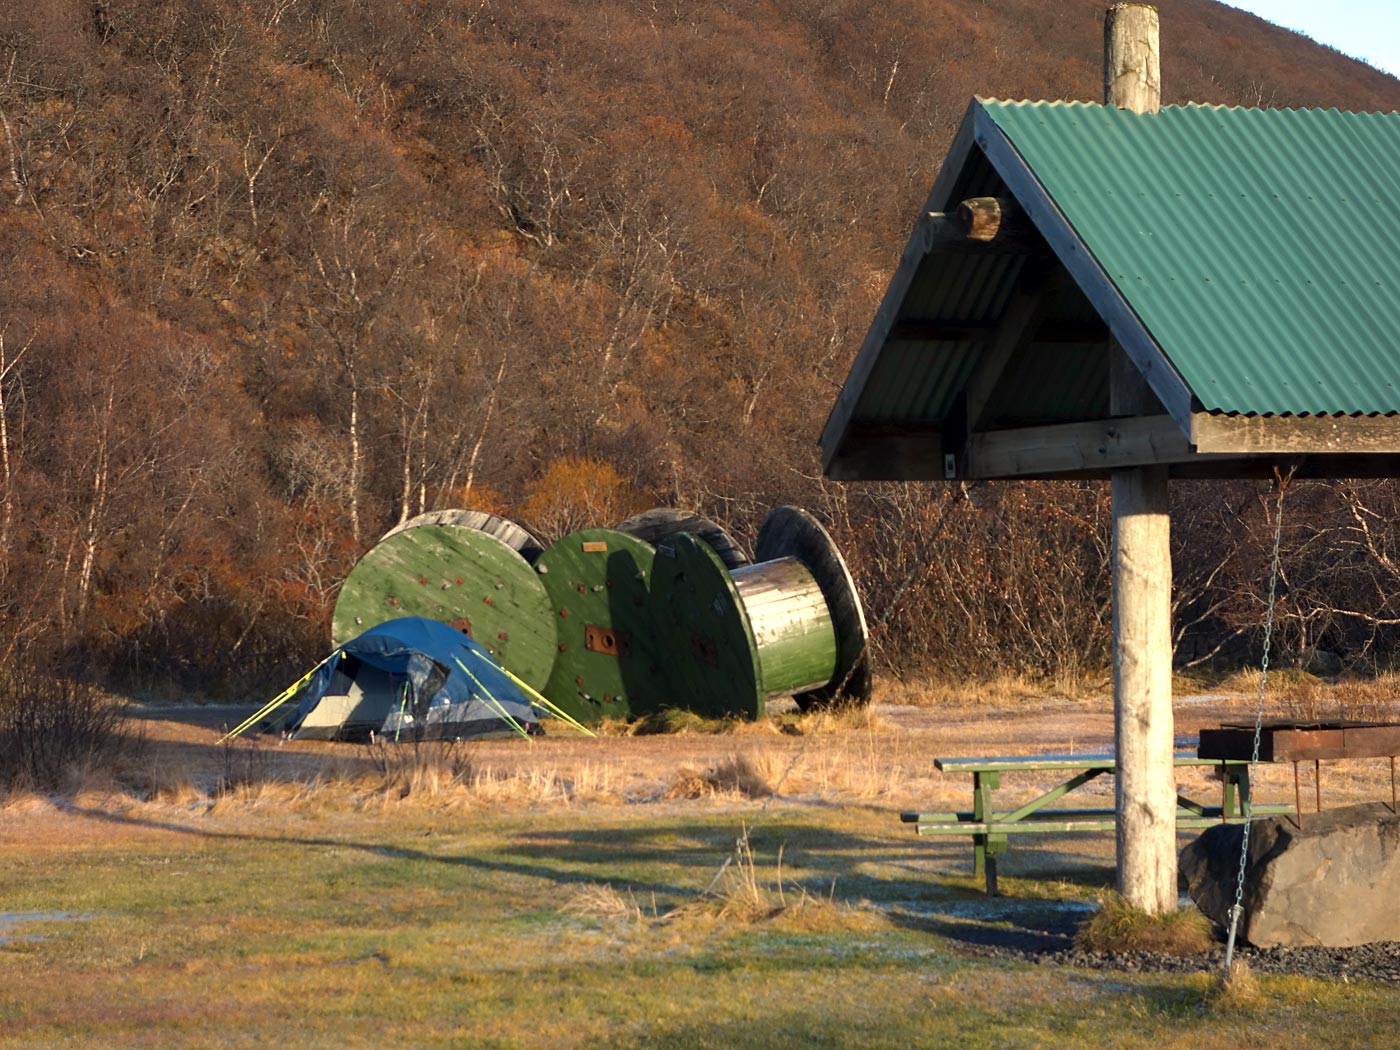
<box><xmin>533</xmin><ymin>528</ymin><xmax>670</xmax><ymax>725</ymax></box>
<box><xmin>754</xmin><ymin>505</ymin><xmax>872</xmax><ymax>710</ymax></box>
<box><xmin>650</xmin><ymin>532</ymin><xmax>767</xmax><ymax>720</ymax></box>
<box><xmin>379</xmin><ymin>509</ymin><xmax>546</xmax><ymax>563</ymax></box>
<box><xmin>651</xmin><ymin>507</ymin><xmax>871</xmax><ymax>719</ymax></box>
<box><xmin>615</xmin><ymin>507</ymin><xmax>750</xmax><ymax>569</ymax></box>
<box><xmin>330</xmin><ymin>523</ymin><xmax>557</xmax><ymax>690</ymax></box>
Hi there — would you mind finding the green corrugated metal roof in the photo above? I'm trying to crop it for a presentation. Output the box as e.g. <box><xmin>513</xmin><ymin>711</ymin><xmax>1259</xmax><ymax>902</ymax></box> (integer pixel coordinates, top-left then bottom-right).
<box><xmin>983</xmin><ymin>100</ymin><xmax>1400</xmax><ymax>417</ymax></box>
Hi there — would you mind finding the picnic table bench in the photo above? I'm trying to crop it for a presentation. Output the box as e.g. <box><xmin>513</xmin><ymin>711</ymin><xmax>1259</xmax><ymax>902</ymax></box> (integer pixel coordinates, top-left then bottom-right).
<box><xmin>901</xmin><ymin>753</ymin><xmax>1294</xmax><ymax>894</ymax></box>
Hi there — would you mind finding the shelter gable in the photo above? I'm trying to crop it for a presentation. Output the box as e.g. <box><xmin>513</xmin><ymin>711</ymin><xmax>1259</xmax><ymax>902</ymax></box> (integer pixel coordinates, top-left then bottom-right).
<box><xmin>822</xmin><ymin>97</ymin><xmax>1400</xmax><ymax>483</ymax></box>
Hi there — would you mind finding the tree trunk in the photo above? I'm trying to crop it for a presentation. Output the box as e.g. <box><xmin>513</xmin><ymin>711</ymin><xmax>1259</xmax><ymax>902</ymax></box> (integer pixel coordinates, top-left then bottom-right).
<box><xmin>348</xmin><ymin>383</ymin><xmax>361</xmax><ymax>543</ymax></box>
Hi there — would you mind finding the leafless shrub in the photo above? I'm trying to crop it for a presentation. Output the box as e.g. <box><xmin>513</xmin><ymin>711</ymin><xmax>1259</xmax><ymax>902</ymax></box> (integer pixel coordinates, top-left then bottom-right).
<box><xmin>1278</xmin><ymin>674</ymin><xmax>1399</xmax><ymax>724</ymax></box>
<box><xmin>366</xmin><ymin>738</ymin><xmax>476</xmax><ymax>799</ymax></box>
<box><xmin>0</xmin><ymin>661</ymin><xmax>141</xmax><ymax>794</ymax></box>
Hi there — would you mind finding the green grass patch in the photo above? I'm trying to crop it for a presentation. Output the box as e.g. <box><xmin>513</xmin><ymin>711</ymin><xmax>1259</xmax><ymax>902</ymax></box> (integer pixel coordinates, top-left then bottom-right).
<box><xmin>0</xmin><ymin>802</ymin><xmax>1392</xmax><ymax>1048</ymax></box>
<box><xmin>1076</xmin><ymin>891</ymin><xmax>1217</xmax><ymax>955</ymax></box>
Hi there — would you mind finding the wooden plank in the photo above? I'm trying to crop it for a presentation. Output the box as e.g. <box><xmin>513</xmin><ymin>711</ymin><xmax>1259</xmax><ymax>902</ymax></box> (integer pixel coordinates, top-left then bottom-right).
<box><xmin>380</xmin><ymin>510</ymin><xmax>545</xmax><ymax>562</ymax></box>
<box><xmin>887</xmin><ymin>318</ymin><xmax>1107</xmax><ymax>345</ymax></box>
<box><xmin>730</xmin><ymin>558</ymin><xmax>837</xmax><ymax>697</ymax></box>
<box><xmin>934</xmin><ymin>753</ymin><xmax>1242</xmax><ymax>773</ymax></box>
<box><xmin>823</xmin><ymin>424</ymin><xmax>945</xmax><ymax>481</ymax></box>
<box><xmin>615</xmin><ymin>508</ymin><xmax>750</xmax><ymax>569</ymax></box>
<box><xmin>915</xmin><ymin>814</ymin><xmax>1289</xmax><ymax>836</ymax></box>
<box><xmin>754</xmin><ymin>505</ymin><xmax>872</xmax><ymax>707</ymax></box>
<box><xmin>651</xmin><ymin>532</ymin><xmax>764</xmax><ymax>720</ymax></box>
<box><xmin>1191</xmin><ymin>412</ymin><xmax>1400</xmax><ymax>454</ymax></box>
<box><xmin>966</xmin><ymin>413</ymin><xmax>1194</xmax><ymax>477</ymax></box>
<box><xmin>904</xmin><ymin>804</ymin><xmax>1293</xmax><ymax>826</ymax></box>
<box><xmin>960</xmin><ymin>274</ymin><xmax>1048</xmax><ymax>442</ymax></box>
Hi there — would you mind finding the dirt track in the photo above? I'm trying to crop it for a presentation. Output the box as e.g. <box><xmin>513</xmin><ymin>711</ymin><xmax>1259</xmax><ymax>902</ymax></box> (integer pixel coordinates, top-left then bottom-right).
<box><xmin>117</xmin><ymin>693</ymin><xmax>1399</xmax><ymax>818</ymax></box>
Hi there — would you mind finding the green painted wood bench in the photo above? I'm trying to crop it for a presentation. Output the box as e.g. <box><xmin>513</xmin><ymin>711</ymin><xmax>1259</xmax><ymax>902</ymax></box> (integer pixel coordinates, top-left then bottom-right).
<box><xmin>901</xmin><ymin>753</ymin><xmax>1294</xmax><ymax>894</ymax></box>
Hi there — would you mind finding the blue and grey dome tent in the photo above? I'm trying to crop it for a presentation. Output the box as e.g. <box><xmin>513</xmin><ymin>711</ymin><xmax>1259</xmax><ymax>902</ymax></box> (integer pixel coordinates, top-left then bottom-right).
<box><xmin>277</xmin><ymin>617</ymin><xmax>542</xmax><ymax>742</ymax></box>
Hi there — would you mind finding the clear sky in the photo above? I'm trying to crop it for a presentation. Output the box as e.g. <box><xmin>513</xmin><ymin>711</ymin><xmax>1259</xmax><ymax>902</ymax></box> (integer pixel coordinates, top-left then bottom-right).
<box><xmin>1223</xmin><ymin>1</ymin><xmax>1400</xmax><ymax>78</ymax></box>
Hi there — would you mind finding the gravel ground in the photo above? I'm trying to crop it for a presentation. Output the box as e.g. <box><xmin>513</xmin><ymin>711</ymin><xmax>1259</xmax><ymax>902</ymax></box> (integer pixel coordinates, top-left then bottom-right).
<box><xmin>968</xmin><ymin>935</ymin><xmax>1400</xmax><ymax>984</ymax></box>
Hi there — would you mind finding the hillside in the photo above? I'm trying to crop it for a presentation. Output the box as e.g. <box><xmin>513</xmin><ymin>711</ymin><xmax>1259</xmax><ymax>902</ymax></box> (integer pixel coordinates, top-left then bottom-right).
<box><xmin>3</xmin><ymin>0</ymin><xmax>1399</xmax><ymax>691</ymax></box>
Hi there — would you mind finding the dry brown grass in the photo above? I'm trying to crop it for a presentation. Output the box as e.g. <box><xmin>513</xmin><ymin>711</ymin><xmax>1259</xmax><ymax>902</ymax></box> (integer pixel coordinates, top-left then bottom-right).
<box><xmin>875</xmin><ymin>672</ymin><xmax>1089</xmax><ymax>707</ymax></box>
<box><xmin>123</xmin><ymin>757</ymin><xmax>204</xmax><ymax>805</ymax></box>
<box><xmin>1075</xmin><ymin>892</ymin><xmax>1216</xmax><ymax>956</ymax></box>
<box><xmin>665</xmin><ymin>827</ymin><xmax>884</xmax><ymax>934</ymax></box>
<box><xmin>365</xmin><ymin>738</ymin><xmax>476</xmax><ymax>799</ymax></box>
<box><xmin>663</xmin><ymin>749</ymin><xmax>781</xmax><ymax>800</ymax></box>
<box><xmin>561</xmin><ymin>883</ymin><xmax>645</xmax><ymax>923</ymax></box>
<box><xmin>1207</xmin><ymin>959</ymin><xmax>1265</xmax><ymax>1011</ymax></box>
<box><xmin>1278</xmin><ymin>674</ymin><xmax>1400</xmax><ymax>724</ymax></box>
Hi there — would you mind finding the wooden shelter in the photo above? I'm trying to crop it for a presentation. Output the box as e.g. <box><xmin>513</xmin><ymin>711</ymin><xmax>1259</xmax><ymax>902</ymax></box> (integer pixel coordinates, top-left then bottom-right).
<box><xmin>821</xmin><ymin>4</ymin><xmax>1400</xmax><ymax>911</ymax></box>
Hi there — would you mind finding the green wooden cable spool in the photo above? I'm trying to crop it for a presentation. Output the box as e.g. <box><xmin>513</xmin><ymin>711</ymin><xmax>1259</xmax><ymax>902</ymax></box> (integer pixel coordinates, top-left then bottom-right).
<box><xmin>331</xmin><ymin>523</ymin><xmax>557</xmax><ymax>690</ymax></box>
<box><xmin>533</xmin><ymin>528</ymin><xmax>670</xmax><ymax>725</ymax></box>
<box><xmin>754</xmin><ymin>505</ymin><xmax>872</xmax><ymax>710</ymax></box>
<box><xmin>651</xmin><ymin>507</ymin><xmax>872</xmax><ymax>719</ymax></box>
<box><xmin>615</xmin><ymin>507</ymin><xmax>751</xmax><ymax>569</ymax></box>
<box><xmin>379</xmin><ymin>509</ymin><xmax>546</xmax><ymax>563</ymax></box>
<box><xmin>650</xmin><ymin>532</ymin><xmax>767</xmax><ymax>720</ymax></box>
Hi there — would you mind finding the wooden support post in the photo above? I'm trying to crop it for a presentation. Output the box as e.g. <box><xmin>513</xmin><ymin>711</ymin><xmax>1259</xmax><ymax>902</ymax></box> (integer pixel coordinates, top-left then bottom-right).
<box><xmin>1105</xmin><ymin>4</ymin><xmax>1174</xmax><ymax>916</ymax></box>
<box><xmin>1111</xmin><ymin>458</ymin><xmax>1176</xmax><ymax>913</ymax></box>
<box><xmin>1104</xmin><ymin>4</ymin><xmax>1160</xmax><ymax>114</ymax></box>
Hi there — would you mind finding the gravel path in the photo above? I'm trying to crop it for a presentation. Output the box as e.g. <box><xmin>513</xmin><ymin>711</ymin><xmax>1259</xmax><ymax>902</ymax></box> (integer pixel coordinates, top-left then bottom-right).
<box><xmin>967</xmin><ymin>934</ymin><xmax>1400</xmax><ymax>984</ymax></box>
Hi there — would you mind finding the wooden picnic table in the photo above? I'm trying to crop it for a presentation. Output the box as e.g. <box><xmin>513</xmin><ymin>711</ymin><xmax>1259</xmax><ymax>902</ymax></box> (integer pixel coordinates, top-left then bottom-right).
<box><xmin>901</xmin><ymin>752</ymin><xmax>1293</xmax><ymax>895</ymax></box>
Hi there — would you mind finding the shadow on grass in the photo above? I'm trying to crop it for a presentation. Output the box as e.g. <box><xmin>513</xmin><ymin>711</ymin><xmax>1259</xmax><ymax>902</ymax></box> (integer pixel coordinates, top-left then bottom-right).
<box><xmin>55</xmin><ymin>797</ymin><xmax>1117</xmax><ymax>957</ymax></box>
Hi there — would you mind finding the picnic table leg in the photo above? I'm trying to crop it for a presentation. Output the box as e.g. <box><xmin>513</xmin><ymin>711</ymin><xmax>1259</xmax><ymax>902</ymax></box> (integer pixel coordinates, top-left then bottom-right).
<box><xmin>972</xmin><ymin>771</ymin><xmax>999</xmax><ymax>892</ymax></box>
<box><xmin>985</xmin><ymin>835</ymin><xmax>1007</xmax><ymax>896</ymax></box>
<box><xmin>1222</xmin><ymin>767</ymin><xmax>1238</xmax><ymax>819</ymax></box>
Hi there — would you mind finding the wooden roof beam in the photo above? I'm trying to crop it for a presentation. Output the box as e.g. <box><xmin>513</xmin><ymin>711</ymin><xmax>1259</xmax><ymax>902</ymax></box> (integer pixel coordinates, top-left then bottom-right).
<box><xmin>823</xmin><ymin>422</ymin><xmax>944</xmax><ymax>482</ymax></box>
<box><xmin>963</xmin><ymin>413</ymin><xmax>1193</xmax><ymax>478</ymax></box>
<box><xmin>1191</xmin><ymin>412</ymin><xmax>1400</xmax><ymax>454</ymax></box>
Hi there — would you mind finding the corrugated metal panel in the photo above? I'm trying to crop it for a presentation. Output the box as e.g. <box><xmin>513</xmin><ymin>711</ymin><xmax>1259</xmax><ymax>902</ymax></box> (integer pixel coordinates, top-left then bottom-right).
<box><xmin>983</xmin><ymin>100</ymin><xmax>1400</xmax><ymax>417</ymax></box>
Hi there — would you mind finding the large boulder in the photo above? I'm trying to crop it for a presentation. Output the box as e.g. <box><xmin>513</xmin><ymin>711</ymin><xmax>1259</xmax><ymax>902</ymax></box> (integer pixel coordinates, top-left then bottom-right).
<box><xmin>1181</xmin><ymin>803</ymin><xmax>1400</xmax><ymax>948</ymax></box>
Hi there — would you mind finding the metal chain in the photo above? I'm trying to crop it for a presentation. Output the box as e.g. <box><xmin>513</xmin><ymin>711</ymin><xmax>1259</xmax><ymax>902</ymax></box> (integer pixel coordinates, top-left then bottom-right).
<box><xmin>702</xmin><ymin>485</ymin><xmax>976</xmax><ymax>897</ymax></box>
<box><xmin>1223</xmin><ymin>466</ymin><xmax>1295</xmax><ymax>972</ymax></box>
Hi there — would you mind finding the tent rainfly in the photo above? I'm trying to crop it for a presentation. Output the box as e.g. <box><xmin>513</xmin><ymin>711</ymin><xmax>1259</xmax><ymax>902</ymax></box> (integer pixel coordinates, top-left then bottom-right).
<box><xmin>280</xmin><ymin>617</ymin><xmax>542</xmax><ymax>742</ymax></box>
